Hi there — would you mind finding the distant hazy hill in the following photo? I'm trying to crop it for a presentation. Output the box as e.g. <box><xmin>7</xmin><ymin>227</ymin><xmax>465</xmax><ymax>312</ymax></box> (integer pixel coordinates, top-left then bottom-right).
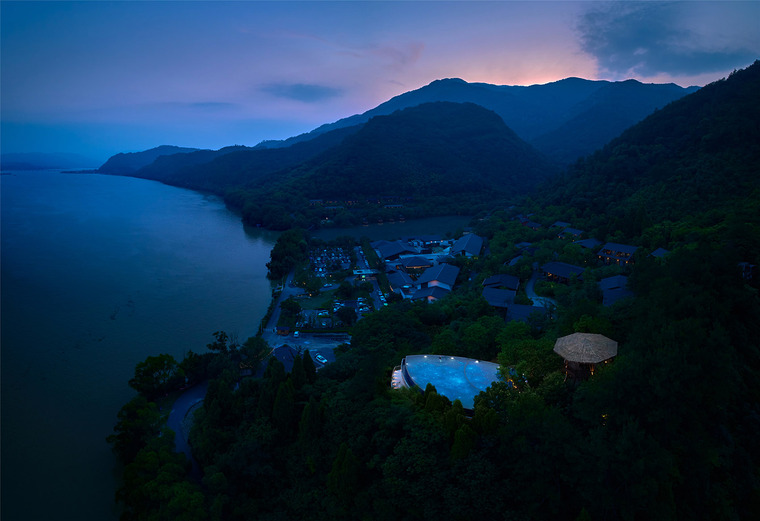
<box><xmin>260</xmin><ymin>77</ymin><xmax>698</xmax><ymax>164</ymax></box>
<box><xmin>541</xmin><ymin>60</ymin><xmax>760</xmax><ymax>238</ymax></box>
<box><xmin>1</xmin><ymin>152</ymin><xmax>100</xmax><ymax>170</ymax></box>
<box><xmin>98</xmin><ymin>145</ymin><xmax>201</xmax><ymax>174</ymax></box>
<box><xmin>129</xmin><ymin>125</ymin><xmax>362</xmax><ymax>193</ymax></box>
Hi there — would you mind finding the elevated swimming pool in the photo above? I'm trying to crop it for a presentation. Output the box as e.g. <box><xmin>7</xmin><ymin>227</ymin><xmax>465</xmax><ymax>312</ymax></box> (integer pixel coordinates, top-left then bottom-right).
<box><xmin>393</xmin><ymin>355</ymin><xmax>501</xmax><ymax>410</ymax></box>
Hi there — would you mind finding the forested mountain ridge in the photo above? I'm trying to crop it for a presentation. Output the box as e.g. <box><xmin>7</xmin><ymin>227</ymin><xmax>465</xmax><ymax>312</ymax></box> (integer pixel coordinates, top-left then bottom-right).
<box><xmin>126</xmin><ymin>125</ymin><xmax>362</xmax><ymax>193</ymax></box>
<box><xmin>260</xmin><ymin>76</ymin><xmax>698</xmax><ymax>164</ymax></box>
<box><xmin>97</xmin><ymin>74</ymin><xmax>701</xmax><ymax>230</ymax></box>
<box><xmin>228</xmin><ymin>102</ymin><xmax>560</xmax><ymax>229</ymax></box>
<box><xmin>534</xmin><ymin>60</ymin><xmax>760</xmax><ymax>249</ymax></box>
<box><xmin>259</xmin><ymin>102</ymin><xmax>557</xmax><ymax>199</ymax></box>
<box><xmin>98</xmin><ymin>145</ymin><xmax>202</xmax><ymax>174</ymax></box>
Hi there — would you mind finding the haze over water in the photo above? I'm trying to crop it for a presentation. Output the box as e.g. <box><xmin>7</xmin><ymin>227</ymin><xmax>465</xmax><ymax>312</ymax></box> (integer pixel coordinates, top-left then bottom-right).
<box><xmin>1</xmin><ymin>171</ymin><xmax>276</xmax><ymax>520</ymax></box>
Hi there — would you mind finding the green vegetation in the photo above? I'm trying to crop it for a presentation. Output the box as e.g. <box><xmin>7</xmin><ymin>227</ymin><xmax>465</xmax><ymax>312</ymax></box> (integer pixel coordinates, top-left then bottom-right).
<box><xmin>266</xmin><ymin>228</ymin><xmax>309</xmax><ymax>280</ymax></box>
<box><xmin>110</xmin><ymin>62</ymin><xmax>760</xmax><ymax>520</ymax></box>
<box><xmin>228</xmin><ymin>102</ymin><xmax>558</xmax><ymax>230</ymax></box>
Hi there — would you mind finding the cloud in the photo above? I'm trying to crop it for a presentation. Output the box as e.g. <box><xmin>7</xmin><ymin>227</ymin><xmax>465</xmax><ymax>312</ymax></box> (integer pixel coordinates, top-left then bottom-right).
<box><xmin>187</xmin><ymin>101</ymin><xmax>239</xmax><ymax>111</ymax></box>
<box><xmin>371</xmin><ymin>41</ymin><xmax>425</xmax><ymax>72</ymax></box>
<box><xmin>577</xmin><ymin>2</ymin><xmax>758</xmax><ymax>79</ymax></box>
<box><xmin>261</xmin><ymin>83</ymin><xmax>343</xmax><ymax>103</ymax></box>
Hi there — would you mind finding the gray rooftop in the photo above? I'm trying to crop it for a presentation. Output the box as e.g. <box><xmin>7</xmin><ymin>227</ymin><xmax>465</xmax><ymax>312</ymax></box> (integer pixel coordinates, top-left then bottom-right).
<box><xmin>451</xmin><ymin>234</ymin><xmax>484</xmax><ymax>256</ymax></box>
<box><xmin>482</xmin><ymin>287</ymin><xmax>516</xmax><ymax>308</ymax></box>
<box><xmin>412</xmin><ymin>286</ymin><xmax>451</xmax><ymax>302</ymax></box>
<box><xmin>482</xmin><ymin>273</ymin><xmax>520</xmax><ymax>291</ymax></box>
<box><xmin>541</xmin><ymin>261</ymin><xmax>585</xmax><ymax>279</ymax></box>
<box><xmin>417</xmin><ymin>263</ymin><xmax>459</xmax><ymax>287</ymax></box>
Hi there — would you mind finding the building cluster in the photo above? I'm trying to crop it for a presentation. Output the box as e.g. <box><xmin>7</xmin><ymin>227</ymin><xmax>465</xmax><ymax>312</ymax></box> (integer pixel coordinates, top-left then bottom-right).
<box><xmin>372</xmin><ymin>232</ymin><xmax>484</xmax><ymax>302</ymax></box>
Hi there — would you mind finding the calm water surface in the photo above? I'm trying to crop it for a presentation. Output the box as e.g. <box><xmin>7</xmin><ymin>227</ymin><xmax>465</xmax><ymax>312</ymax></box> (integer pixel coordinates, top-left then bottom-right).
<box><xmin>1</xmin><ymin>171</ymin><xmax>276</xmax><ymax>520</ymax></box>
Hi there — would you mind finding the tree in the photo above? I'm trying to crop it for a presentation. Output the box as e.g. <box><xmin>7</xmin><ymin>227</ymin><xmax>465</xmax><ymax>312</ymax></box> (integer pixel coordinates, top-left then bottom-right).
<box><xmin>298</xmin><ymin>396</ymin><xmax>323</xmax><ymax>444</ymax></box>
<box><xmin>179</xmin><ymin>350</ymin><xmax>207</xmax><ymax>386</ymax></box>
<box><xmin>107</xmin><ymin>395</ymin><xmax>164</xmax><ymax>463</ymax></box>
<box><xmin>206</xmin><ymin>331</ymin><xmax>231</xmax><ymax>354</ymax></box>
<box><xmin>335</xmin><ymin>305</ymin><xmax>357</xmax><ymax>326</ymax></box>
<box><xmin>327</xmin><ymin>442</ymin><xmax>361</xmax><ymax>504</ymax></box>
<box><xmin>290</xmin><ymin>354</ymin><xmax>307</xmax><ymax>390</ymax></box>
<box><xmin>272</xmin><ymin>379</ymin><xmax>297</xmax><ymax>434</ymax></box>
<box><xmin>279</xmin><ymin>297</ymin><xmax>302</xmax><ymax>318</ymax></box>
<box><xmin>240</xmin><ymin>336</ymin><xmax>269</xmax><ymax>373</ymax></box>
<box><xmin>450</xmin><ymin>423</ymin><xmax>478</xmax><ymax>460</ymax></box>
<box><xmin>128</xmin><ymin>353</ymin><xmax>185</xmax><ymax>399</ymax></box>
<box><xmin>302</xmin><ymin>350</ymin><xmax>317</xmax><ymax>383</ymax></box>
<box><xmin>334</xmin><ymin>280</ymin><xmax>355</xmax><ymax>300</ymax></box>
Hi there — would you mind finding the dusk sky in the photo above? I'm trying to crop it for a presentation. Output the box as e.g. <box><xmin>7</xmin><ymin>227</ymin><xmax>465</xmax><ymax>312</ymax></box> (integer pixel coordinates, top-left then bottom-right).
<box><xmin>2</xmin><ymin>1</ymin><xmax>758</xmax><ymax>163</ymax></box>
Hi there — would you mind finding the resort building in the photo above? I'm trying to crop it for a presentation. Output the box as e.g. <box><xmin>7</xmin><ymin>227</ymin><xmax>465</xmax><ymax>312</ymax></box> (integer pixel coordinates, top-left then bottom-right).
<box><xmin>416</xmin><ymin>263</ymin><xmax>459</xmax><ymax>292</ymax></box>
<box><xmin>541</xmin><ymin>261</ymin><xmax>585</xmax><ymax>284</ymax></box>
<box><xmin>371</xmin><ymin>239</ymin><xmax>418</xmax><ymax>261</ymax></box>
<box><xmin>573</xmin><ymin>238</ymin><xmax>602</xmax><ymax>250</ymax></box>
<box><xmin>597</xmin><ymin>242</ymin><xmax>639</xmax><ymax>265</ymax></box>
<box><xmin>451</xmin><ymin>233</ymin><xmax>484</xmax><ymax>257</ymax></box>
<box><xmin>554</xmin><ymin>333</ymin><xmax>618</xmax><ymax>380</ymax></box>
<box><xmin>482</xmin><ymin>287</ymin><xmax>516</xmax><ymax>309</ymax></box>
<box><xmin>411</xmin><ymin>286</ymin><xmax>451</xmax><ymax>303</ymax></box>
<box><xmin>599</xmin><ymin>275</ymin><xmax>633</xmax><ymax>306</ymax></box>
<box><xmin>482</xmin><ymin>273</ymin><xmax>520</xmax><ymax>291</ymax></box>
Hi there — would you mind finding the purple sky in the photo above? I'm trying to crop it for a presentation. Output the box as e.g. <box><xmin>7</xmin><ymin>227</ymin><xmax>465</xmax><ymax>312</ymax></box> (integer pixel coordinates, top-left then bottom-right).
<box><xmin>2</xmin><ymin>1</ymin><xmax>758</xmax><ymax>162</ymax></box>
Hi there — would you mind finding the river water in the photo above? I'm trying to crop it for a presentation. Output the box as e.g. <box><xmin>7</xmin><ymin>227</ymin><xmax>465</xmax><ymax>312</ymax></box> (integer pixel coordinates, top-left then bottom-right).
<box><xmin>1</xmin><ymin>170</ymin><xmax>277</xmax><ymax>520</ymax></box>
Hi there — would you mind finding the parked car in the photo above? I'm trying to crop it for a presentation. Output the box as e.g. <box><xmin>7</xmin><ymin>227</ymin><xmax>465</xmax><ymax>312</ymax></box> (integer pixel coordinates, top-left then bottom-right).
<box><xmin>293</xmin><ymin>331</ymin><xmax>299</xmax><ymax>338</ymax></box>
<box><xmin>315</xmin><ymin>354</ymin><xmax>327</xmax><ymax>364</ymax></box>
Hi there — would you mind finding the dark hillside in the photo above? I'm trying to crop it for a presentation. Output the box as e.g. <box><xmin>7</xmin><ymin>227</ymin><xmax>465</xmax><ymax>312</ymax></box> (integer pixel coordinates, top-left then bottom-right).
<box><xmin>277</xmin><ymin>102</ymin><xmax>558</xmax><ymax>199</ymax></box>
<box><xmin>531</xmin><ymin>80</ymin><xmax>700</xmax><ymax>164</ymax></box>
<box><xmin>132</xmin><ymin>125</ymin><xmax>361</xmax><ymax>193</ymax></box>
<box><xmin>540</xmin><ymin>60</ymin><xmax>760</xmax><ymax>241</ymax></box>
<box><xmin>231</xmin><ymin>102</ymin><xmax>560</xmax><ymax>229</ymax></box>
<box><xmin>98</xmin><ymin>145</ymin><xmax>200</xmax><ymax>174</ymax></box>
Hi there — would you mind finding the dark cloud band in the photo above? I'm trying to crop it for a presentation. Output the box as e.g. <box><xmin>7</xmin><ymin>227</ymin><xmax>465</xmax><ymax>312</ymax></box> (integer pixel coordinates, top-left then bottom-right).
<box><xmin>262</xmin><ymin>83</ymin><xmax>342</xmax><ymax>103</ymax></box>
<box><xmin>577</xmin><ymin>2</ymin><xmax>757</xmax><ymax>78</ymax></box>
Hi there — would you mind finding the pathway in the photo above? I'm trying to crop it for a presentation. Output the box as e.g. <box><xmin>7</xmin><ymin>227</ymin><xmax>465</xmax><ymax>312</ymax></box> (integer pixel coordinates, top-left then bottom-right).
<box><xmin>167</xmin><ymin>381</ymin><xmax>208</xmax><ymax>479</ymax></box>
<box><xmin>525</xmin><ymin>271</ymin><xmax>558</xmax><ymax>309</ymax></box>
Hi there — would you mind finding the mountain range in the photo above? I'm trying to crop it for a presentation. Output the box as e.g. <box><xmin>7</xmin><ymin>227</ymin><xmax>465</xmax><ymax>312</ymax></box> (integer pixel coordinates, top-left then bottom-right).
<box><xmin>258</xmin><ymin>76</ymin><xmax>698</xmax><ymax>164</ymax></box>
<box><xmin>96</xmin><ymin>64</ymin><xmax>760</xmax><ymax>232</ymax></box>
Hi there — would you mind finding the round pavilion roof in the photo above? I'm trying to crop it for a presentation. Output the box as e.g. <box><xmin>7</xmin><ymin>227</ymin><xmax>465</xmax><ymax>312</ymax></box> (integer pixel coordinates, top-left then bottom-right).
<box><xmin>553</xmin><ymin>333</ymin><xmax>618</xmax><ymax>364</ymax></box>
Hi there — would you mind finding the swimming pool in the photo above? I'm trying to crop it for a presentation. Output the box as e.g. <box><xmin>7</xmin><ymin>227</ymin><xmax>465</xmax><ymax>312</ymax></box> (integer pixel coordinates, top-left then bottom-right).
<box><xmin>396</xmin><ymin>355</ymin><xmax>501</xmax><ymax>409</ymax></box>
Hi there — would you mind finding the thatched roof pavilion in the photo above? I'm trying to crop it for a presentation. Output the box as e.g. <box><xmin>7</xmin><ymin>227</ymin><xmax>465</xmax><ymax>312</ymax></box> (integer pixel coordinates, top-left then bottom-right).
<box><xmin>553</xmin><ymin>333</ymin><xmax>618</xmax><ymax>379</ymax></box>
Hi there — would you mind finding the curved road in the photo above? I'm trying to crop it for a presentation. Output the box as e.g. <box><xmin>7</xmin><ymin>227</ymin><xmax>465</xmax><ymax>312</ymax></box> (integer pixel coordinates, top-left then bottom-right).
<box><xmin>168</xmin><ymin>381</ymin><xmax>208</xmax><ymax>479</ymax></box>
